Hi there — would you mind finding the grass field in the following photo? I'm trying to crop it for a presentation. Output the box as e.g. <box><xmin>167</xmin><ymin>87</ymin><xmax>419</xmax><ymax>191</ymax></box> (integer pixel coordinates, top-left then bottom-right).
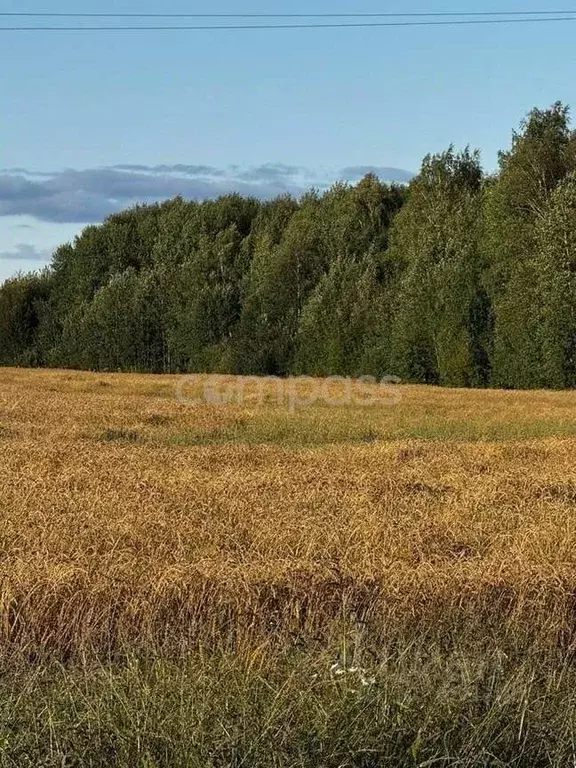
<box><xmin>2</xmin><ymin>368</ymin><xmax>576</xmax><ymax>766</ymax></box>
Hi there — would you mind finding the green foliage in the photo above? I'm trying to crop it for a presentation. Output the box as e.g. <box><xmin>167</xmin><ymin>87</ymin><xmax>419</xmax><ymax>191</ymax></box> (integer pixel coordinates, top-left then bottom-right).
<box><xmin>295</xmin><ymin>257</ymin><xmax>370</xmax><ymax>376</ymax></box>
<box><xmin>389</xmin><ymin>148</ymin><xmax>488</xmax><ymax>386</ymax></box>
<box><xmin>169</xmin><ymin>225</ymin><xmax>249</xmax><ymax>372</ymax></box>
<box><xmin>535</xmin><ymin>171</ymin><xmax>576</xmax><ymax>387</ymax></box>
<box><xmin>0</xmin><ymin>272</ymin><xmax>50</xmax><ymax>366</ymax></box>
<box><xmin>293</xmin><ymin>175</ymin><xmax>405</xmax><ymax>378</ymax></box>
<box><xmin>484</xmin><ymin>102</ymin><xmax>576</xmax><ymax>388</ymax></box>
<box><xmin>237</xmin><ymin>192</ymin><xmax>327</xmax><ymax>375</ymax></box>
<box><xmin>3</xmin><ymin>102</ymin><xmax>576</xmax><ymax>390</ymax></box>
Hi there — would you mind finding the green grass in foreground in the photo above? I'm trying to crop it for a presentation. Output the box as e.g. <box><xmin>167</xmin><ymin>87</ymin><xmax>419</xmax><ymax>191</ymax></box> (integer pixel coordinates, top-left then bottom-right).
<box><xmin>1</xmin><ymin>639</ymin><xmax>576</xmax><ymax>768</ymax></box>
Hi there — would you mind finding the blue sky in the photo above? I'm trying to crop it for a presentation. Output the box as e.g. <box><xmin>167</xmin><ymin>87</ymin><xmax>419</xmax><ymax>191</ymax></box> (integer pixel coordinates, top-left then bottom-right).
<box><xmin>2</xmin><ymin>0</ymin><xmax>576</xmax><ymax>282</ymax></box>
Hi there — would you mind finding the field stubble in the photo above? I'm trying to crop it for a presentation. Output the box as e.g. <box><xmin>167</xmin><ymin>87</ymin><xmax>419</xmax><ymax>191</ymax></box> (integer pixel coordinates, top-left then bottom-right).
<box><xmin>0</xmin><ymin>368</ymin><xmax>576</xmax><ymax>657</ymax></box>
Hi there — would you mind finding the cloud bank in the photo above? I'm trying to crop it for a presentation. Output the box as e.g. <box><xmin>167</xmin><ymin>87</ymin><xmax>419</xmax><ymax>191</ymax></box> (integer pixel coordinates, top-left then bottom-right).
<box><xmin>0</xmin><ymin>163</ymin><xmax>413</xmax><ymax>225</ymax></box>
<box><xmin>0</xmin><ymin>243</ymin><xmax>50</xmax><ymax>262</ymax></box>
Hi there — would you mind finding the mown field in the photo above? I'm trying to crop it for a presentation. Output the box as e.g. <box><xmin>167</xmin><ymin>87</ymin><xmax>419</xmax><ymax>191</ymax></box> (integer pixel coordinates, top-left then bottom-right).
<box><xmin>2</xmin><ymin>368</ymin><xmax>576</xmax><ymax>766</ymax></box>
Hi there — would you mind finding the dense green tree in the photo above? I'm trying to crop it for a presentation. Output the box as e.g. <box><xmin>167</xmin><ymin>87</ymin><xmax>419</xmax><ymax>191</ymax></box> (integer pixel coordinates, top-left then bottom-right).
<box><xmin>61</xmin><ymin>269</ymin><xmax>141</xmax><ymax>371</ymax></box>
<box><xmin>389</xmin><ymin>148</ymin><xmax>488</xmax><ymax>387</ymax></box>
<box><xmin>233</xmin><ymin>196</ymin><xmax>299</xmax><ymax>374</ymax></box>
<box><xmin>534</xmin><ymin>171</ymin><xmax>576</xmax><ymax>387</ymax></box>
<box><xmin>4</xmin><ymin>107</ymin><xmax>576</xmax><ymax>392</ymax></box>
<box><xmin>484</xmin><ymin>102</ymin><xmax>576</xmax><ymax>388</ymax></box>
<box><xmin>294</xmin><ymin>256</ymin><xmax>384</xmax><ymax>376</ymax></box>
<box><xmin>237</xmin><ymin>192</ymin><xmax>327</xmax><ymax>375</ymax></box>
<box><xmin>293</xmin><ymin>177</ymin><xmax>405</xmax><ymax>377</ymax></box>
<box><xmin>168</xmin><ymin>225</ymin><xmax>249</xmax><ymax>372</ymax></box>
<box><xmin>0</xmin><ymin>272</ymin><xmax>50</xmax><ymax>366</ymax></box>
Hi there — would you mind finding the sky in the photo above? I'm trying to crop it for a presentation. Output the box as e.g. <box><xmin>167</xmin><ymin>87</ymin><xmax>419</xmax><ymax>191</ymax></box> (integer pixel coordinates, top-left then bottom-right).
<box><xmin>2</xmin><ymin>0</ymin><xmax>576</xmax><ymax>282</ymax></box>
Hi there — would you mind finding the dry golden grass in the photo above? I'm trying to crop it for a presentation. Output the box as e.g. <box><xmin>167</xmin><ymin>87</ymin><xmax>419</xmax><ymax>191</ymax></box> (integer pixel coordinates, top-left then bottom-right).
<box><xmin>1</xmin><ymin>367</ymin><xmax>576</xmax><ymax>656</ymax></box>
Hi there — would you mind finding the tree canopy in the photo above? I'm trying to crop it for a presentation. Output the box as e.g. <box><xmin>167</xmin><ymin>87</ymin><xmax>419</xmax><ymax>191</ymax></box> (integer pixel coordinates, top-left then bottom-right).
<box><xmin>3</xmin><ymin>104</ymin><xmax>576</xmax><ymax>390</ymax></box>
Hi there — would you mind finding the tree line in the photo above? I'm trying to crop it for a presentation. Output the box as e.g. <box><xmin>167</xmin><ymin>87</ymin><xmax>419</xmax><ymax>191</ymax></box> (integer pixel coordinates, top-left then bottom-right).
<box><xmin>2</xmin><ymin>103</ymin><xmax>576</xmax><ymax>389</ymax></box>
